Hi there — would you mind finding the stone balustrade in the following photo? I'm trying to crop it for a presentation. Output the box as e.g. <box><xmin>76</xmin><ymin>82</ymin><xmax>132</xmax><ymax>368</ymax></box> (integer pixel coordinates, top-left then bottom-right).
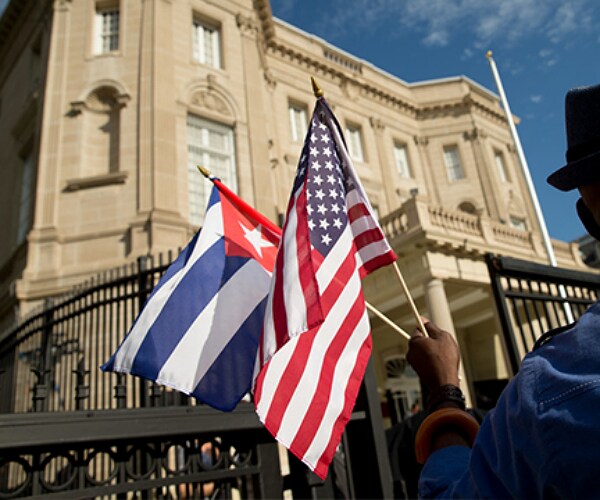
<box><xmin>379</xmin><ymin>196</ymin><xmax>585</xmax><ymax>268</ymax></box>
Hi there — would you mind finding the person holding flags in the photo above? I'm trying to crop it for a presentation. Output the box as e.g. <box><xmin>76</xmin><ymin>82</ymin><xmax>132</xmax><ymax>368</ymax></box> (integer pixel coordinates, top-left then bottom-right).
<box><xmin>407</xmin><ymin>83</ymin><xmax>600</xmax><ymax>498</ymax></box>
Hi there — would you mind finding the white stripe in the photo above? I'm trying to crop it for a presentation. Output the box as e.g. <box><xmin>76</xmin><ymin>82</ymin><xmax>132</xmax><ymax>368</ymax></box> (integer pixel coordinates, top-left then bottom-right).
<box><xmin>303</xmin><ymin>309</ymin><xmax>369</xmax><ymax>467</ymax></box>
<box><xmin>258</xmin><ymin>188</ymin><xmax>304</xmax><ymax>368</ymax></box>
<box><xmin>315</xmin><ymin>225</ymin><xmax>353</xmax><ymax>291</ymax></box>
<box><xmin>275</xmin><ymin>250</ymin><xmax>362</xmax><ymax>446</ymax></box>
<box><xmin>283</xmin><ymin>189</ymin><xmax>308</xmax><ymax>338</ymax></box>
<box><xmin>257</xmin><ymin>221</ymin><xmax>355</xmax><ymax>421</ymax></box>
<box><xmin>258</xmin><ymin>274</ymin><xmax>278</xmax><ymax>370</ymax></box>
<box><xmin>255</xmin><ymin>332</ymin><xmax>297</xmax><ymax>420</ymax></box>
<box><xmin>112</xmin><ymin>201</ymin><xmax>223</xmax><ymax>371</ymax></box>
<box><xmin>156</xmin><ymin>259</ymin><xmax>271</xmax><ymax>393</ymax></box>
<box><xmin>356</xmin><ymin>239</ymin><xmax>392</xmax><ymax>264</ymax></box>
<box><xmin>349</xmin><ymin>214</ymin><xmax>379</xmax><ymax>236</ymax></box>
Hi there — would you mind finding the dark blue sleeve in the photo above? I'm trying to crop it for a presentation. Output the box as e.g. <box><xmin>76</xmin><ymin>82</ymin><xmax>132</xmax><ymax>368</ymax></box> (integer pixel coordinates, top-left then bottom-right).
<box><xmin>418</xmin><ymin>357</ymin><xmax>548</xmax><ymax>498</ymax></box>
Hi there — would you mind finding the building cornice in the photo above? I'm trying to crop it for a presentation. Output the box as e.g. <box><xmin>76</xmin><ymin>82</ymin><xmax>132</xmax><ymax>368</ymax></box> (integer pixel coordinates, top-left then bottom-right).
<box><xmin>253</xmin><ymin>0</ymin><xmax>275</xmax><ymax>43</ymax></box>
<box><xmin>265</xmin><ymin>21</ymin><xmax>508</xmax><ymax>124</ymax></box>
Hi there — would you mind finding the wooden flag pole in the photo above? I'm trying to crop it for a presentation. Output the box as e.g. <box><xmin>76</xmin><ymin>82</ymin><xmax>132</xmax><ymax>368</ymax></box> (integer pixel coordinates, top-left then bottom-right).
<box><xmin>365</xmin><ymin>302</ymin><xmax>411</xmax><ymax>340</ymax></box>
<box><xmin>198</xmin><ymin>163</ymin><xmax>412</xmax><ymax>341</ymax></box>
<box><xmin>392</xmin><ymin>262</ymin><xmax>428</xmax><ymax>335</ymax></box>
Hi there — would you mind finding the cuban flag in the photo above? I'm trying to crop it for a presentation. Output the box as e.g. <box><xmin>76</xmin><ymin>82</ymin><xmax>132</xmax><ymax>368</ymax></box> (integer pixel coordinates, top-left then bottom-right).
<box><xmin>102</xmin><ymin>180</ymin><xmax>280</xmax><ymax>411</ymax></box>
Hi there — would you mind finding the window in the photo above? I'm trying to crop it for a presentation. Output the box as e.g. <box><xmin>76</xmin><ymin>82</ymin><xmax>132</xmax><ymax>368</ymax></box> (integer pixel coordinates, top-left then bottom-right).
<box><xmin>95</xmin><ymin>4</ymin><xmax>119</xmax><ymax>54</ymax></box>
<box><xmin>345</xmin><ymin>124</ymin><xmax>364</xmax><ymax>162</ymax></box>
<box><xmin>193</xmin><ymin>18</ymin><xmax>221</xmax><ymax>68</ymax></box>
<box><xmin>509</xmin><ymin>216</ymin><xmax>527</xmax><ymax>231</ymax></box>
<box><xmin>289</xmin><ymin>103</ymin><xmax>307</xmax><ymax>142</ymax></box>
<box><xmin>187</xmin><ymin>115</ymin><xmax>236</xmax><ymax>225</ymax></box>
<box><xmin>443</xmin><ymin>145</ymin><xmax>464</xmax><ymax>181</ymax></box>
<box><xmin>394</xmin><ymin>143</ymin><xmax>411</xmax><ymax>178</ymax></box>
<box><xmin>17</xmin><ymin>151</ymin><xmax>35</xmax><ymax>244</ymax></box>
<box><xmin>494</xmin><ymin>150</ymin><xmax>509</xmax><ymax>183</ymax></box>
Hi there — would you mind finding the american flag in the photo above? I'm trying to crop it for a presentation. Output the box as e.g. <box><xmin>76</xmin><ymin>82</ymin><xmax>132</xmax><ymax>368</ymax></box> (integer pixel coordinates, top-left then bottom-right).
<box><xmin>254</xmin><ymin>98</ymin><xmax>396</xmax><ymax>478</ymax></box>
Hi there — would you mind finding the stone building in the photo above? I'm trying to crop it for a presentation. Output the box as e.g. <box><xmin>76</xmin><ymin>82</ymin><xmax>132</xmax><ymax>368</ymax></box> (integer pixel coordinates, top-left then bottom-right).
<box><xmin>0</xmin><ymin>0</ymin><xmax>589</xmax><ymax>417</ymax></box>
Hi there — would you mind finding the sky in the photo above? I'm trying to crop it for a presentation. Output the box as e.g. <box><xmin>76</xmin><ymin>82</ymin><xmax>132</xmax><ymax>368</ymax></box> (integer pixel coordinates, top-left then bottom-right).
<box><xmin>270</xmin><ymin>0</ymin><xmax>600</xmax><ymax>243</ymax></box>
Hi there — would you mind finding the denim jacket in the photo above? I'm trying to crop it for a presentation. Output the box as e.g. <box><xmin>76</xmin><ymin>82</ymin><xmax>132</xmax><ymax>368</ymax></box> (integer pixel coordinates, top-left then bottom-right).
<box><xmin>419</xmin><ymin>301</ymin><xmax>600</xmax><ymax>498</ymax></box>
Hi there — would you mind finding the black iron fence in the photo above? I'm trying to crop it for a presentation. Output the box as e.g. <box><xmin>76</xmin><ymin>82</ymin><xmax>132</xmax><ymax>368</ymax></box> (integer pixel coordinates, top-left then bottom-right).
<box><xmin>0</xmin><ymin>255</ymin><xmax>178</xmax><ymax>414</ymax></box>
<box><xmin>0</xmin><ymin>254</ymin><xmax>393</xmax><ymax>498</ymax></box>
<box><xmin>486</xmin><ymin>253</ymin><xmax>600</xmax><ymax>375</ymax></box>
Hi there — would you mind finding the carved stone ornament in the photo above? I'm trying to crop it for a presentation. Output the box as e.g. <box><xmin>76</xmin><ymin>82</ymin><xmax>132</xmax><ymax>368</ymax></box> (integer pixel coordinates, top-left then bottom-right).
<box><xmin>236</xmin><ymin>13</ymin><xmax>260</xmax><ymax>38</ymax></box>
<box><xmin>263</xmin><ymin>68</ymin><xmax>277</xmax><ymax>90</ymax></box>
<box><xmin>369</xmin><ymin>116</ymin><xmax>384</xmax><ymax>132</ymax></box>
<box><xmin>463</xmin><ymin>127</ymin><xmax>487</xmax><ymax>142</ymax></box>
<box><xmin>191</xmin><ymin>90</ymin><xmax>230</xmax><ymax>116</ymax></box>
<box><xmin>54</xmin><ymin>0</ymin><xmax>72</xmax><ymax>11</ymax></box>
<box><xmin>413</xmin><ymin>135</ymin><xmax>429</xmax><ymax>146</ymax></box>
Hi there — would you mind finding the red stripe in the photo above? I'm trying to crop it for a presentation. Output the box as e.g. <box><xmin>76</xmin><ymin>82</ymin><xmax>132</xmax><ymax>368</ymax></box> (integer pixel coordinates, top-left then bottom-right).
<box><xmin>353</xmin><ymin>227</ymin><xmax>385</xmax><ymax>251</ymax></box>
<box><xmin>262</xmin><ymin>324</ymin><xmax>319</xmax><ymax>435</ymax></box>
<box><xmin>347</xmin><ymin>202</ymin><xmax>369</xmax><ymax>223</ymax></box>
<box><xmin>260</xmin><ymin>251</ymin><xmax>357</xmax><ymax>437</ymax></box>
<box><xmin>271</xmin><ymin>233</ymin><xmax>289</xmax><ymax>352</ymax></box>
<box><xmin>288</xmin><ymin>292</ymin><xmax>367</xmax><ymax>459</ymax></box>
<box><xmin>294</xmin><ymin>187</ymin><xmax>323</xmax><ymax>330</ymax></box>
<box><xmin>319</xmin><ymin>250</ymin><xmax>356</xmax><ymax>313</ymax></box>
<box><xmin>359</xmin><ymin>250</ymin><xmax>397</xmax><ymax>278</ymax></box>
<box><xmin>312</xmin><ymin>335</ymin><xmax>372</xmax><ymax>479</ymax></box>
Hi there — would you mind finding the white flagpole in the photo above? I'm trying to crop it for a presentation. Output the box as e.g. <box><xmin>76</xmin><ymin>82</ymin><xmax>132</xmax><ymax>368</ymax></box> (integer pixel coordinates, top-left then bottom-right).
<box><xmin>486</xmin><ymin>51</ymin><xmax>574</xmax><ymax>323</ymax></box>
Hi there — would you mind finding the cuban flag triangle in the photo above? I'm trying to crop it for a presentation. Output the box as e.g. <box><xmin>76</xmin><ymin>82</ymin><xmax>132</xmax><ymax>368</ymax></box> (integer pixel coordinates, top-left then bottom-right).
<box><xmin>102</xmin><ymin>179</ymin><xmax>280</xmax><ymax>411</ymax></box>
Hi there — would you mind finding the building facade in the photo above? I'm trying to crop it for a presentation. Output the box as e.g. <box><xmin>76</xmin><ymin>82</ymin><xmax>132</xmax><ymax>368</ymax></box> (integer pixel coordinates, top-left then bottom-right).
<box><xmin>0</xmin><ymin>0</ymin><xmax>590</xmax><ymax>416</ymax></box>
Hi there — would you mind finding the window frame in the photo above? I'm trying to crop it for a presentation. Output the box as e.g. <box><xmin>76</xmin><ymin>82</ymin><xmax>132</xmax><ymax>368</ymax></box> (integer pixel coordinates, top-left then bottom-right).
<box><xmin>187</xmin><ymin>115</ymin><xmax>236</xmax><ymax>226</ymax></box>
<box><xmin>288</xmin><ymin>102</ymin><xmax>308</xmax><ymax>143</ymax></box>
<box><xmin>345</xmin><ymin>123</ymin><xmax>364</xmax><ymax>162</ymax></box>
<box><xmin>94</xmin><ymin>2</ymin><xmax>120</xmax><ymax>55</ymax></box>
<box><xmin>494</xmin><ymin>149</ymin><xmax>509</xmax><ymax>183</ymax></box>
<box><xmin>192</xmin><ymin>16</ymin><xmax>221</xmax><ymax>69</ymax></box>
<box><xmin>393</xmin><ymin>142</ymin><xmax>411</xmax><ymax>178</ymax></box>
<box><xmin>443</xmin><ymin>145</ymin><xmax>465</xmax><ymax>182</ymax></box>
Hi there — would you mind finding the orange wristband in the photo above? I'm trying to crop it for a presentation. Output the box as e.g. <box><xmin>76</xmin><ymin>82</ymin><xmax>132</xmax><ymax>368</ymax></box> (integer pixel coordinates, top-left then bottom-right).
<box><xmin>414</xmin><ymin>407</ymin><xmax>480</xmax><ymax>464</ymax></box>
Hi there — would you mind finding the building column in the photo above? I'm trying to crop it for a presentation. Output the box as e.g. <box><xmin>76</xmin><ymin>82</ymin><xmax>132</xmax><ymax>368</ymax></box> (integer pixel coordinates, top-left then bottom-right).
<box><xmin>237</xmin><ymin>13</ymin><xmax>276</xmax><ymax>219</ymax></box>
<box><xmin>368</xmin><ymin>117</ymin><xmax>396</xmax><ymax>213</ymax></box>
<box><xmin>23</xmin><ymin>0</ymin><xmax>72</xmax><ymax>284</ymax></box>
<box><xmin>463</xmin><ymin>127</ymin><xmax>500</xmax><ymax>219</ymax></box>
<box><xmin>413</xmin><ymin>135</ymin><xmax>440</xmax><ymax>205</ymax></box>
<box><xmin>424</xmin><ymin>278</ymin><xmax>473</xmax><ymax>406</ymax></box>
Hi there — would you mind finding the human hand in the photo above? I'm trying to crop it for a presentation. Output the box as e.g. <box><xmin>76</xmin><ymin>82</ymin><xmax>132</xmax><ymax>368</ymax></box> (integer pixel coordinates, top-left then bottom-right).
<box><xmin>406</xmin><ymin>319</ymin><xmax>460</xmax><ymax>392</ymax></box>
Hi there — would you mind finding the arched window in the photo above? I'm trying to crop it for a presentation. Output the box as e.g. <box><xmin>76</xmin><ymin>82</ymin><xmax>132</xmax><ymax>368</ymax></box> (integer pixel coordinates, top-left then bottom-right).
<box><xmin>384</xmin><ymin>354</ymin><xmax>421</xmax><ymax>420</ymax></box>
<box><xmin>81</xmin><ymin>86</ymin><xmax>122</xmax><ymax>177</ymax></box>
<box><xmin>458</xmin><ymin>201</ymin><xmax>477</xmax><ymax>215</ymax></box>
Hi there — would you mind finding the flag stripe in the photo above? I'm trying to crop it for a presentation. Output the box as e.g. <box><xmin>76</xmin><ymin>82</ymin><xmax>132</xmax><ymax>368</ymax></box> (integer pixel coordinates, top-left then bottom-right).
<box><xmin>267</xmin><ymin>231</ymin><xmax>364</xmax><ymax>443</ymax></box>
<box><xmin>108</xmin><ymin>202</ymin><xmax>223</xmax><ymax>373</ymax></box>
<box><xmin>259</xmin><ymin>235</ymin><xmax>356</xmax><ymax>435</ymax></box>
<box><xmin>191</xmin><ymin>297</ymin><xmax>268</xmax><ymax>411</ymax></box>
<box><xmin>156</xmin><ymin>258</ymin><xmax>271</xmax><ymax>394</ymax></box>
<box><xmin>311</xmin><ymin>334</ymin><xmax>372</xmax><ymax>478</ymax></box>
<box><xmin>104</xmin><ymin>183</ymin><xmax>279</xmax><ymax>412</ymax></box>
<box><xmin>130</xmin><ymin>239</ymin><xmax>229</xmax><ymax>380</ymax></box>
<box><xmin>254</xmin><ymin>97</ymin><xmax>396</xmax><ymax>479</ymax></box>
<box><xmin>294</xmin><ymin>185</ymin><xmax>323</xmax><ymax>331</ymax></box>
<box><xmin>266</xmin><ymin>243</ymin><xmax>363</xmax><ymax>446</ymax></box>
<box><xmin>289</xmin><ymin>290</ymin><xmax>366</xmax><ymax>458</ymax></box>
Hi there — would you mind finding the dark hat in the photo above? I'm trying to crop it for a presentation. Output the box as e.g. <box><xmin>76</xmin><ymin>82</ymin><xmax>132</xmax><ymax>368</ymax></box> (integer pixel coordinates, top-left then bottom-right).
<box><xmin>547</xmin><ymin>84</ymin><xmax>600</xmax><ymax>191</ymax></box>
